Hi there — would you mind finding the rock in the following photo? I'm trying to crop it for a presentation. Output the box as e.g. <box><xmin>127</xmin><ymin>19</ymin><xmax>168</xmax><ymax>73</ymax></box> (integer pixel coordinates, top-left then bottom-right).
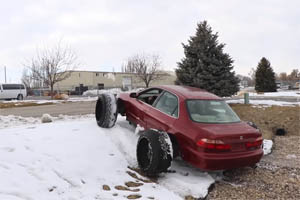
<box><xmin>125</xmin><ymin>181</ymin><xmax>143</xmax><ymax>187</ymax></box>
<box><xmin>54</xmin><ymin>94</ymin><xmax>69</xmax><ymax>100</ymax></box>
<box><xmin>114</xmin><ymin>185</ymin><xmax>140</xmax><ymax>192</ymax></box>
<box><xmin>184</xmin><ymin>195</ymin><xmax>197</xmax><ymax>200</ymax></box>
<box><xmin>127</xmin><ymin>194</ymin><xmax>142</xmax><ymax>199</ymax></box>
<box><xmin>41</xmin><ymin>114</ymin><xmax>53</xmax><ymax>123</ymax></box>
<box><xmin>102</xmin><ymin>185</ymin><xmax>110</xmax><ymax>191</ymax></box>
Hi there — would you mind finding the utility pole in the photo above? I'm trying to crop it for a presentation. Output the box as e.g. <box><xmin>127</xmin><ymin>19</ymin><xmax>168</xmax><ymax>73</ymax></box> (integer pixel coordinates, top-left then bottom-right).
<box><xmin>4</xmin><ymin>66</ymin><xmax>7</xmax><ymax>83</ymax></box>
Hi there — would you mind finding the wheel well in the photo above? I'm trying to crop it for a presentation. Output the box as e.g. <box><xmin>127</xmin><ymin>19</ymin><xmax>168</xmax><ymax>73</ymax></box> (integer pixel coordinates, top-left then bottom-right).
<box><xmin>117</xmin><ymin>98</ymin><xmax>126</xmax><ymax>116</ymax></box>
<box><xmin>167</xmin><ymin>133</ymin><xmax>180</xmax><ymax>158</ymax></box>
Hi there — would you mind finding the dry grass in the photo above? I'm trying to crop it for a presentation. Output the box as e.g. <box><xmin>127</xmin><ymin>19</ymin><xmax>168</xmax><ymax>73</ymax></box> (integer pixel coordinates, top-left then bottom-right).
<box><xmin>230</xmin><ymin>104</ymin><xmax>300</xmax><ymax>139</ymax></box>
<box><xmin>0</xmin><ymin>102</ymin><xmax>54</xmax><ymax>109</ymax></box>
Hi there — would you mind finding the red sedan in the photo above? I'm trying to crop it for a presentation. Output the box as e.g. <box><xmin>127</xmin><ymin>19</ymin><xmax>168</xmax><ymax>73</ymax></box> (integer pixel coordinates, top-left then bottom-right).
<box><xmin>95</xmin><ymin>85</ymin><xmax>263</xmax><ymax>176</ymax></box>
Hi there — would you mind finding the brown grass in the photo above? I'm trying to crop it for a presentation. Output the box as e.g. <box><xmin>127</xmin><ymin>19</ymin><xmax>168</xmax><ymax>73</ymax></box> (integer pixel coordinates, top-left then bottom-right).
<box><xmin>229</xmin><ymin>104</ymin><xmax>300</xmax><ymax>139</ymax></box>
<box><xmin>0</xmin><ymin>102</ymin><xmax>54</xmax><ymax>109</ymax></box>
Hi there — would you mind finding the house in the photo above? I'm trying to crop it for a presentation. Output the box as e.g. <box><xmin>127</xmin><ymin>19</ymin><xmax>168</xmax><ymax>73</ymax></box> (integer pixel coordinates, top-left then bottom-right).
<box><xmin>53</xmin><ymin>70</ymin><xmax>176</xmax><ymax>93</ymax></box>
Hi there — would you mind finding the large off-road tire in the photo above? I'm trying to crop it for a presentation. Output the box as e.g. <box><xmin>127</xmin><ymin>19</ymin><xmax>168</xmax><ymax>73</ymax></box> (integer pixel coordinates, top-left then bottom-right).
<box><xmin>137</xmin><ymin>129</ymin><xmax>173</xmax><ymax>176</ymax></box>
<box><xmin>95</xmin><ymin>93</ymin><xmax>118</xmax><ymax>128</ymax></box>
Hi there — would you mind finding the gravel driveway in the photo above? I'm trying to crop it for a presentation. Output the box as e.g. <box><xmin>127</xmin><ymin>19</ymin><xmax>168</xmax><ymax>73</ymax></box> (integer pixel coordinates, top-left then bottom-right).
<box><xmin>207</xmin><ymin>136</ymin><xmax>300</xmax><ymax>200</ymax></box>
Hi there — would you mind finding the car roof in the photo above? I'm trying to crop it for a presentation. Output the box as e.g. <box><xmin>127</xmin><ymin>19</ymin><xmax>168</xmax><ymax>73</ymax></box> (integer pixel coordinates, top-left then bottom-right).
<box><xmin>158</xmin><ymin>85</ymin><xmax>222</xmax><ymax>100</ymax></box>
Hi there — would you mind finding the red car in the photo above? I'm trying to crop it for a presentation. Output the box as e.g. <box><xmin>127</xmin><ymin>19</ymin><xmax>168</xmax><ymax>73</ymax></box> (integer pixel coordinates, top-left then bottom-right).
<box><xmin>95</xmin><ymin>85</ymin><xmax>263</xmax><ymax>176</ymax></box>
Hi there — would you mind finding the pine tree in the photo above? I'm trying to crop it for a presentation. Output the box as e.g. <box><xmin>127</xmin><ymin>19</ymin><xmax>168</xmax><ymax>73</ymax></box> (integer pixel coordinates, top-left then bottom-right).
<box><xmin>175</xmin><ymin>21</ymin><xmax>239</xmax><ymax>97</ymax></box>
<box><xmin>255</xmin><ymin>57</ymin><xmax>277</xmax><ymax>92</ymax></box>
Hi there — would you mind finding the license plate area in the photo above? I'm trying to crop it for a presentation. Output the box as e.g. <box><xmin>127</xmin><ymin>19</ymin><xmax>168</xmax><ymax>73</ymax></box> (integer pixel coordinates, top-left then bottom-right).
<box><xmin>231</xmin><ymin>143</ymin><xmax>245</xmax><ymax>151</ymax></box>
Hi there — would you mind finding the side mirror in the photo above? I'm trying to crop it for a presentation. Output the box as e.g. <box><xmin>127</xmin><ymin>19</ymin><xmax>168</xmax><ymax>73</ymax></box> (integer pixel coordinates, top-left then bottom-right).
<box><xmin>129</xmin><ymin>92</ymin><xmax>137</xmax><ymax>98</ymax></box>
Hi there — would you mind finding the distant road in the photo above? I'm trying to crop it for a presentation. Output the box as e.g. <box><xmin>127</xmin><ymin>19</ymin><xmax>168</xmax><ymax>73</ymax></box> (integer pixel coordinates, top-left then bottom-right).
<box><xmin>0</xmin><ymin>101</ymin><xmax>96</xmax><ymax>117</ymax></box>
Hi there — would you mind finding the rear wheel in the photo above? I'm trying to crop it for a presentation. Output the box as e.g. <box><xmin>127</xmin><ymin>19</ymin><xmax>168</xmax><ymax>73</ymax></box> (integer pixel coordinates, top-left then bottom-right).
<box><xmin>95</xmin><ymin>93</ymin><xmax>118</xmax><ymax>128</ymax></box>
<box><xmin>137</xmin><ymin>129</ymin><xmax>172</xmax><ymax>176</ymax></box>
<box><xmin>17</xmin><ymin>94</ymin><xmax>23</xmax><ymax>100</ymax></box>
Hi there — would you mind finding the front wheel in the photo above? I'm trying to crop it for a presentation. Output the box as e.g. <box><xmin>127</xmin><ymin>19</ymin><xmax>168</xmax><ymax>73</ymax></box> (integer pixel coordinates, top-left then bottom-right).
<box><xmin>17</xmin><ymin>94</ymin><xmax>23</xmax><ymax>100</ymax></box>
<box><xmin>137</xmin><ymin>129</ymin><xmax>173</xmax><ymax>176</ymax></box>
<box><xmin>95</xmin><ymin>93</ymin><xmax>118</xmax><ymax>128</ymax></box>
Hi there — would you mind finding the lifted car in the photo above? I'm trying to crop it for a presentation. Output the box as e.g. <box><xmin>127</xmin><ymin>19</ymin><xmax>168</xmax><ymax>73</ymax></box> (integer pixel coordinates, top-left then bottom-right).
<box><xmin>95</xmin><ymin>85</ymin><xmax>263</xmax><ymax>176</ymax></box>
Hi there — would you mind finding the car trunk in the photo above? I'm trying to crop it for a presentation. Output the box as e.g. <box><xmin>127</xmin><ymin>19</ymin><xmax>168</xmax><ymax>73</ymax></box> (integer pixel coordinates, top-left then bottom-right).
<box><xmin>198</xmin><ymin>122</ymin><xmax>262</xmax><ymax>152</ymax></box>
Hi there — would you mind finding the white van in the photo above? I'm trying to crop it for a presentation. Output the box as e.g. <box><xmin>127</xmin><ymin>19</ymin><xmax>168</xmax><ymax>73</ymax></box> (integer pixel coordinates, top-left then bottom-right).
<box><xmin>0</xmin><ymin>83</ymin><xmax>27</xmax><ymax>100</ymax></box>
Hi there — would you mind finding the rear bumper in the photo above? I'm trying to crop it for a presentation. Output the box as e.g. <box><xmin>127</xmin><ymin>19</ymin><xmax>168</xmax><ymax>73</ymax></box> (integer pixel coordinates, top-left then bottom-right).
<box><xmin>185</xmin><ymin>148</ymin><xmax>264</xmax><ymax>171</ymax></box>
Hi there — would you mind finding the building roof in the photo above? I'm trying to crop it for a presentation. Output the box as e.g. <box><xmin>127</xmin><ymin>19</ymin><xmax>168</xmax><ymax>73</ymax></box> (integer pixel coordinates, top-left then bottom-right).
<box><xmin>65</xmin><ymin>70</ymin><xmax>174</xmax><ymax>75</ymax></box>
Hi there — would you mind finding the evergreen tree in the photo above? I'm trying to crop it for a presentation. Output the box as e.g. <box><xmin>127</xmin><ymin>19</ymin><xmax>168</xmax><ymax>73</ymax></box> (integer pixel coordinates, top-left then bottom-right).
<box><xmin>175</xmin><ymin>21</ymin><xmax>239</xmax><ymax>97</ymax></box>
<box><xmin>255</xmin><ymin>57</ymin><xmax>277</xmax><ymax>92</ymax></box>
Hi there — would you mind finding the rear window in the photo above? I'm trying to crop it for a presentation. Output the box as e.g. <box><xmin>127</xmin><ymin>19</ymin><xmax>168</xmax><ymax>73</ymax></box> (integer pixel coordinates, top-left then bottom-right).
<box><xmin>186</xmin><ymin>100</ymin><xmax>240</xmax><ymax>123</ymax></box>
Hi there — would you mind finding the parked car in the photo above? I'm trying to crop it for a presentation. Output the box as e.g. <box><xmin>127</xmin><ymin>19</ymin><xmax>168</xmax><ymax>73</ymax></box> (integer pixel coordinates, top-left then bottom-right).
<box><xmin>95</xmin><ymin>85</ymin><xmax>263</xmax><ymax>176</ymax></box>
<box><xmin>0</xmin><ymin>83</ymin><xmax>27</xmax><ymax>100</ymax></box>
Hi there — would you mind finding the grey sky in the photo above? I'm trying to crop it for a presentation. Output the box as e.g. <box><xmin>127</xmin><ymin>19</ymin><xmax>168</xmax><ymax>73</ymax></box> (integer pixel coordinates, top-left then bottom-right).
<box><xmin>0</xmin><ymin>0</ymin><xmax>299</xmax><ymax>83</ymax></box>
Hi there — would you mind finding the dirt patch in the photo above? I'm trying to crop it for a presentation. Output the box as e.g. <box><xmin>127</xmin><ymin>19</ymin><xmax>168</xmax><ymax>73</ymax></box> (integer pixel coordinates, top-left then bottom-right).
<box><xmin>0</xmin><ymin>102</ymin><xmax>53</xmax><ymax>109</ymax></box>
<box><xmin>229</xmin><ymin>104</ymin><xmax>300</xmax><ymax>139</ymax></box>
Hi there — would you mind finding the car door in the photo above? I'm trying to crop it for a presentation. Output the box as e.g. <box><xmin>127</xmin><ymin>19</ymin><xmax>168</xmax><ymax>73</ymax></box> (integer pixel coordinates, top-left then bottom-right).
<box><xmin>145</xmin><ymin>91</ymin><xmax>179</xmax><ymax>132</ymax></box>
<box><xmin>129</xmin><ymin>88</ymin><xmax>162</xmax><ymax>128</ymax></box>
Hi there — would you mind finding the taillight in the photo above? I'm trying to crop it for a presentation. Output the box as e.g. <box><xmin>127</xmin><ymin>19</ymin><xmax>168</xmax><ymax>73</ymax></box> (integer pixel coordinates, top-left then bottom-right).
<box><xmin>197</xmin><ymin>138</ymin><xmax>231</xmax><ymax>152</ymax></box>
<box><xmin>245</xmin><ymin>136</ymin><xmax>263</xmax><ymax>149</ymax></box>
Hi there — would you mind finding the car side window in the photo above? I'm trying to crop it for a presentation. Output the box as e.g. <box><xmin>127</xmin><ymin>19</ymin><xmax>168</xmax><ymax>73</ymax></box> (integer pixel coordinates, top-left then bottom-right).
<box><xmin>154</xmin><ymin>92</ymin><xmax>178</xmax><ymax>117</ymax></box>
<box><xmin>137</xmin><ymin>89</ymin><xmax>162</xmax><ymax>105</ymax></box>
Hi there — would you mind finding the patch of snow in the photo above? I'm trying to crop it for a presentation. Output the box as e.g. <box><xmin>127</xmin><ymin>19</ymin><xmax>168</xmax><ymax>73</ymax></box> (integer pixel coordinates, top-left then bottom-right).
<box><xmin>249</xmin><ymin>90</ymin><xmax>300</xmax><ymax>97</ymax></box>
<box><xmin>0</xmin><ymin>117</ymin><xmax>182</xmax><ymax>200</ymax></box>
<box><xmin>0</xmin><ymin>114</ymin><xmax>94</xmax><ymax>129</ymax></box>
<box><xmin>41</xmin><ymin>114</ymin><xmax>53</xmax><ymax>123</ymax></box>
<box><xmin>82</xmin><ymin>88</ymin><xmax>122</xmax><ymax>97</ymax></box>
<box><xmin>159</xmin><ymin>161</ymin><xmax>215</xmax><ymax>198</ymax></box>
<box><xmin>227</xmin><ymin>99</ymin><xmax>300</xmax><ymax>106</ymax></box>
<box><xmin>83</xmin><ymin>88</ymin><xmax>144</xmax><ymax>97</ymax></box>
<box><xmin>135</xmin><ymin>124</ymin><xmax>144</xmax><ymax>135</ymax></box>
<box><xmin>263</xmin><ymin>139</ymin><xmax>273</xmax><ymax>155</ymax></box>
<box><xmin>0</xmin><ymin>97</ymin><xmax>98</xmax><ymax>105</ymax></box>
<box><xmin>0</xmin><ymin>115</ymin><xmax>215</xmax><ymax>199</ymax></box>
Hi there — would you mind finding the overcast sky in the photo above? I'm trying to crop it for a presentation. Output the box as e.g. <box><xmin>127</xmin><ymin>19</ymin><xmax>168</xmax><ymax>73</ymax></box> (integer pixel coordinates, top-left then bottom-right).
<box><xmin>0</xmin><ymin>0</ymin><xmax>299</xmax><ymax>83</ymax></box>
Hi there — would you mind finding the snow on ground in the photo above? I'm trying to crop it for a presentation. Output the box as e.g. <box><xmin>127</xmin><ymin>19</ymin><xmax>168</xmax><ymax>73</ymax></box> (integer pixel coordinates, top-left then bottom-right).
<box><xmin>83</xmin><ymin>88</ymin><xmax>144</xmax><ymax>97</ymax></box>
<box><xmin>263</xmin><ymin>139</ymin><xmax>273</xmax><ymax>155</ymax></box>
<box><xmin>0</xmin><ymin>116</ymin><xmax>215</xmax><ymax>199</ymax></box>
<box><xmin>0</xmin><ymin>114</ymin><xmax>275</xmax><ymax>199</ymax></box>
<box><xmin>0</xmin><ymin>97</ymin><xmax>98</xmax><ymax>105</ymax></box>
<box><xmin>0</xmin><ymin>114</ymin><xmax>94</xmax><ymax>129</ymax></box>
<box><xmin>227</xmin><ymin>99</ymin><xmax>300</xmax><ymax>106</ymax></box>
<box><xmin>82</xmin><ymin>88</ymin><xmax>122</xmax><ymax>96</ymax></box>
<box><xmin>0</xmin><ymin>117</ymin><xmax>182</xmax><ymax>200</ymax></box>
<box><xmin>249</xmin><ymin>90</ymin><xmax>300</xmax><ymax>97</ymax></box>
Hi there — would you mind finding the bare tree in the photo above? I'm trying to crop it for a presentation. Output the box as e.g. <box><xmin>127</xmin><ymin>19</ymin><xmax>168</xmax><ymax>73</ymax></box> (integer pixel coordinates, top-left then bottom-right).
<box><xmin>123</xmin><ymin>53</ymin><xmax>164</xmax><ymax>88</ymax></box>
<box><xmin>21</xmin><ymin>68</ymin><xmax>33</xmax><ymax>89</ymax></box>
<box><xmin>25</xmin><ymin>42</ymin><xmax>78</xmax><ymax>99</ymax></box>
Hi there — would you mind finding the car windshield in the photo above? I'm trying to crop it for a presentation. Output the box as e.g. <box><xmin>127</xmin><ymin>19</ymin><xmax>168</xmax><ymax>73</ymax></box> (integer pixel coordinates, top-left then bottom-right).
<box><xmin>186</xmin><ymin>100</ymin><xmax>240</xmax><ymax>123</ymax></box>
